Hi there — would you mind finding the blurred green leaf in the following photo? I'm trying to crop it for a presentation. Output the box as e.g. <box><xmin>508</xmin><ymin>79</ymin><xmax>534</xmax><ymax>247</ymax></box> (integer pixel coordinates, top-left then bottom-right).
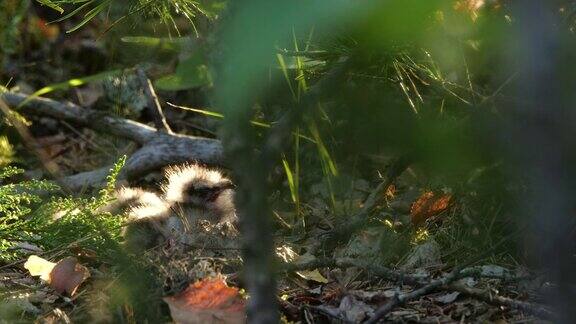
<box><xmin>120</xmin><ymin>36</ymin><xmax>189</xmax><ymax>52</ymax></box>
<box><xmin>155</xmin><ymin>51</ymin><xmax>212</xmax><ymax>90</ymax></box>
<box><xmin>217</xmin><ymin>0</ymin><xmax>368</xmax><ymax>114</ymax></box>
<box><xmin>358</xmin><ymin>0</ymin><xmax>446</xmax><ymax>47</ymax></box>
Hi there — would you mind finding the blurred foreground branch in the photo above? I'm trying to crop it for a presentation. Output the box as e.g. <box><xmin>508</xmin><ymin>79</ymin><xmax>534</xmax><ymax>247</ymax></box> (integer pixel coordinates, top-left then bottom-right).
<box><xmin>506</xmin><ymin>2</ymin><xmax>576</xmax><ymax>321</ymax></box>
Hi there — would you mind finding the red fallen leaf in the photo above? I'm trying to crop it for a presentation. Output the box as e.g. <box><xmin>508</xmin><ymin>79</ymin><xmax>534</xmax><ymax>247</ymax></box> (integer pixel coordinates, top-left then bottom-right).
<box><xmin>50</xmin><ymin>257</ymin><xmax>90</xmax><ymax>296</ymax></box>
<box><xmin>163</xmin><ymin>277</ymin><xmax>246</xmax><ymax>324</ymax></box>
<box><xmin>410</xmin><ymin>191</ymin><xmax>453</xmax><ymax>226</ymax></box>
<box><xmin>24</xmin><ymin>255</ymin><xmax>90</xmax><ymax>296</ymax></box>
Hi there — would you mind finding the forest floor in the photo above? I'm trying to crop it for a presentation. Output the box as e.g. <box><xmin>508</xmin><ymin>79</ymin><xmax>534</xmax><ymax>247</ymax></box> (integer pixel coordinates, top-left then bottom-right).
<box><xmin>0</xmin><ymin>5</ymin><xmax>558</xmax><ymax>323</ymax></box>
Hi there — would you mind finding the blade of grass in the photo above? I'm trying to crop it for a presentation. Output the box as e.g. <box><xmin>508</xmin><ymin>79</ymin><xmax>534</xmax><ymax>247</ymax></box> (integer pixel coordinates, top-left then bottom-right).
<box><xmin>276</xmin><ymin>53</ymin><xmax>297</xmax><ymax>100</ymax></box>
<box><xmin>35</xmin><ymin>0</ymin><xmax>64</xmax><ymax>14</ymax></box>
<box><xmin>17</xmin><ymin>69</ymin><xmax>122</xmax><ymax>108</ymax></box>
<box><xmin>166</xmin><ymin>102</ymin><xmax>316</xmax><ymax>143</ymax></box>
<box><xmin>307</xmin><ymin>116</ymin><xmax>338</xmax><ymax>211</ymax></box>
<box><xmin>49</xmin><ymin>0</ymin><xmax>95</xmax><ymax>24</ymax></box>
<box><xmin>66</xmin><ymin>0</ymin><xmax>112</xmax><ymax>33</ymax></box>
<box><xmin>307</xmin><ymin>117</ymin><xmax>337</xmax><ymax>176</ymax></box>
<box><xmin>281</xmin><ymin>154</ymin><xmax>298</xmax><ymax>206</ymax></box>
<box><xmin>293</xmin><ymin>127</ymin><xmax>301</xmax><ymax>219</ymax></box>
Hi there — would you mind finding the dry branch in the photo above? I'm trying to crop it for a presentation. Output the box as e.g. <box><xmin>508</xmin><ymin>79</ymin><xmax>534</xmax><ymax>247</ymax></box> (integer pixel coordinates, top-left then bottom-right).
<box><xmin>364</xmin><ymin>267</ymin><xmax>477</xmax><ymax>323</ymax></box>
<box><xmin>444</xmin><ymin>283</ymin><xmax>555</xmax><ymax>320</ymax></box>
<box><xmin>1</xmin><ymin>91</ymin><xmax>224</xmax><ymax>191</ymax></box>
<box><xmin>2</xmin><ymin>92</ymin><xmax>156</xmax><ymax>144</ymax></box>
<box><xmin>286</xmin><ymin>256</ymin><xmax>553</xmax><ymax>322</ymax></box>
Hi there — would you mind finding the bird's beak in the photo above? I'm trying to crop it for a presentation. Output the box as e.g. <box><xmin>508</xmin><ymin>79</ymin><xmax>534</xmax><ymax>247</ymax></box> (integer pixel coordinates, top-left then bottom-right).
<box><xmin>221</xmin><ymin>182</ymin><xmax>236</xmax><ymax>190</ymax></box>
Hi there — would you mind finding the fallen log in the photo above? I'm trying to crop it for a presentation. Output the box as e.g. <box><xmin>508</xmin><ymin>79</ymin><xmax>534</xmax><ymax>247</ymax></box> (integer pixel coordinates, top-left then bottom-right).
<box><xmin>1</xmin><ymin>91</ymin><xmax>224</xmax><ymax>191</ymax></box>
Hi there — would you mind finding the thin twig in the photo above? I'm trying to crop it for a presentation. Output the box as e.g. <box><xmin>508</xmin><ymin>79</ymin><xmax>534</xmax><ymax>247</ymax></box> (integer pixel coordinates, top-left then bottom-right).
<box><xmin>136</xmin><ymin>68</ymin><xmax>173</xmax><ymax>134</ymax></box>
<box><xmin>444</xmin><ymin>283</ymin><xmax>555</xmax><ymax>320</ymax></box>
<box><xmin>364</xmin><ymin>238</ymin><xmax>512</xmax><ymax>323</ymax></box>
<box><xmin>364</xmin><ymin>267</ymin><xmax>478</xmax><ymax>324</ymax></box>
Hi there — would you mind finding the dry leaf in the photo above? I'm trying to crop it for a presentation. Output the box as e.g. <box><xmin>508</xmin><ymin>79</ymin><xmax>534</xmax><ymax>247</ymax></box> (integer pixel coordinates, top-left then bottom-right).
<box><xmin>410</xmin><ymin>191</ymin><xmax>453</xmax><ymax>226</ymax></box>
<box><xmin>24</xmin><ymin>255</ymin><xmax>56</xmax><ymax>282</ymax></box>
<box><xmin>296</xmin><ymin>269</ymin><xmax>328</xmax><ymax>284</ymax></box>
<box><xmin>433</xmin><ymin>291</ymin><xmax>460</xmax><ymax>304</ymax></box>
<box><xmin>50</xmin><ymin>257</ymin><xmax>90</xmax><ymax>295</ymax></box>
<box><xmin>316</xmin><ymin>295</ymin><xmax>373</xmax><ymax>322</ymax></box>
<box><xmin>24</xmin><ymin>255</ymin><xmax>90</xmax><ymax>296</ymax></box>
<box><xmin>163</xmin><ymin>277</ymin><xmax>246</xmax><ymax>324</ymax></box>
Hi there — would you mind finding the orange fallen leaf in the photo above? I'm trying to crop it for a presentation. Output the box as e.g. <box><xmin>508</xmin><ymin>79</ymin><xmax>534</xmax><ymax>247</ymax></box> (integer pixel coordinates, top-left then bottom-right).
<box><xmin>163</xmin><ymin>276</ymin><xmax>246</xmax><ymax>324</ymax></box>
<box><xmin>24</xmin><ymin>255</ymin><xmax>90</xmax><ymax>296</ymax></box>
<box><xmin>410</xmin><ymin>191</ymin><xmax>453</xmax><ymax>226</ymax></box>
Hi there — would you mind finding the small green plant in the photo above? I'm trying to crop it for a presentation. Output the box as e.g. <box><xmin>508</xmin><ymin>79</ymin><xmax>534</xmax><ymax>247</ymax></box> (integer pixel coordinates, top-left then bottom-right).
<box><xmin>0</xmin><ymin>167</ymin><xmax>58</xmax><ymax>262</ymax></box>
<box><xmin>0</xmin><ymin>157</ymin><xmax>126</xmax><ymax>263</ymax></box>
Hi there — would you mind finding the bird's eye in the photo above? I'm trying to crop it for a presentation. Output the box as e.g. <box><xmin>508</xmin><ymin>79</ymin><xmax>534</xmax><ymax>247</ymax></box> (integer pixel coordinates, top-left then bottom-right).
<box><xmin>220</xmin><ymin>181</ymin><xmax>235</xmax><ymax>190</ymax></box>
<box><xmin>194</xmin><ymin>187</ymin><xmax>211</xmax><ymax>196</ymax></box>
<box><xmin>186</xmin><ymin>186</ymin><xmax>207</xmax><ymax>197</ymax></box>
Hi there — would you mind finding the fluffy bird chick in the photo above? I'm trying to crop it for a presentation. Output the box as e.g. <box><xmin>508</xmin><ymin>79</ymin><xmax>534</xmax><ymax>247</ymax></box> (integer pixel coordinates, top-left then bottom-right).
<box><xmin>99</xmin><ymin>187</ymin><xmax>172</xmax><ymax>252</ymax></box>
<box><xmin>123</xmin><ymin>164</ymin><xmax>238</xmax><ymax>252</ymax></box>
<box><xmin>99</xmin><ymin>187</ymin><xmax>166</xmax><ymax>215</ymax></box>
<box><xmin>163</xmin><ymin>164</ymin><xmax>236</xmax><ymax>223</ymax></box>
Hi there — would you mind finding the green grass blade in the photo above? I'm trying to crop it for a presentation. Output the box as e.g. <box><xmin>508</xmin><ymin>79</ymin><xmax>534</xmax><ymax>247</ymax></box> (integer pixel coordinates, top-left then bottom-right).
<box><xmin>35</xmin><ymin>0</ymin><xmax>64</xmax><ymax>14</ymax></box>
<box><xmin>281</xmin><ymin>155</ymin><xmax>298</xmax><ymax>205</ymax></box>
<box><xmin>66</xmin><ymin>0</ymin><xmax>112</xmax><ymax>33</ymax></box>
<box><xmin>167</xmin><ymin>102</ymin><xmax>316</xmax><ymax>143</ymax></box>
<box><xmin>308</xmin><ymin>117</ymin><xmax>337</xmax><ymax>176</ymax></box>
<box><xmin>276</xmin><ymin>53</ymin><xmax>297</xmax><ymax>100</ymax></box>
<box><xmin>17</xmin><ymin>69</ymin><xmax>122</xmax><ymax>108</ymax></box>
<box><xmin>49</xmin><ymin>0</ymin><xmax>95</xmax><ymax>23</ymax></box>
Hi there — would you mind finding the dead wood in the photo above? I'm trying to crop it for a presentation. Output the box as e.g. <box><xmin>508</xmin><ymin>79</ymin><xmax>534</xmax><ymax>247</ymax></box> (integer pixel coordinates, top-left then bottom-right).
<box><xmin>1</xmin><ymin>91</ymin><xmax>224</xmax><ymax>191</ymax></box>
<box><xmin>364</xmin><ymin>267</ymin><xmax>480</xmax><ymax>323</ymax></box>
<box><xmin>444</xmin><ymin>283</ymin><xmax>555</xmax><ymax>320</ymax></box>
<box><xmin>286</xmin><ymin>256</ymin><xmax>554</xmax><ymax>322</ymax></box>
